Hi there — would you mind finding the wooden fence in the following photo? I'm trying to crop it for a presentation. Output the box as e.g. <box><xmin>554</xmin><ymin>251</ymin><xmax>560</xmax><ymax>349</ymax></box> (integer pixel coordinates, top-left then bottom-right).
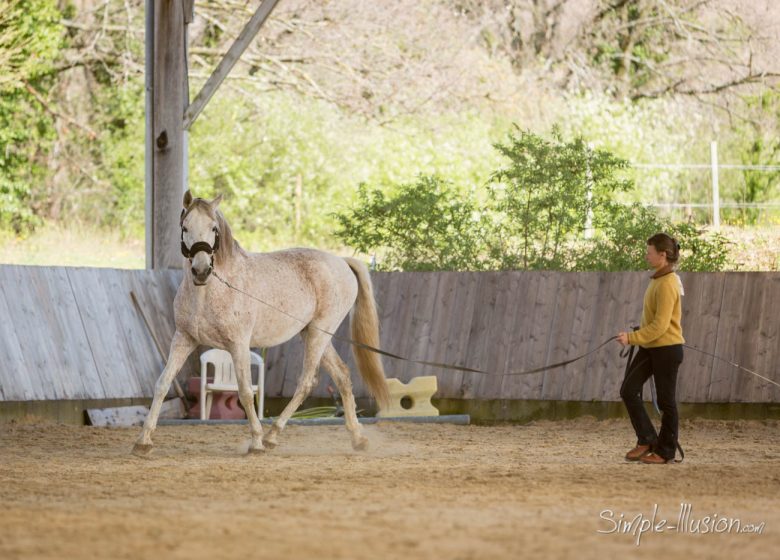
<box><xmin>0</xmin><ymin>265</ymin><xmax>777</xmax><ymax>404</ymax></box>
<box><xmin>266</xmin><ymin>271</ymin><xmax>780</xmax><ymax>404</ymax></box>
<box><xmin>0</xmin><ymin>266</ymin><xmax>182</xmax><ymax>401</ymax></box>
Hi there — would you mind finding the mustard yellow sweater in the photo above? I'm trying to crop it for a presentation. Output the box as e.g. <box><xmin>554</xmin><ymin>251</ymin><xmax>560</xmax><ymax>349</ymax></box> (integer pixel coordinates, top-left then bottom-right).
<box><xmin>627</xmin><ymin>267</ymin><xmax>685</xmax><ymax>348</ymax></box>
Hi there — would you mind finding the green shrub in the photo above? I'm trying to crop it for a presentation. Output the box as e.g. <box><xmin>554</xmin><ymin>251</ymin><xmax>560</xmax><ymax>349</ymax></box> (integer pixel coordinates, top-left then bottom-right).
<box><xmin>334</xmin><ymin>176</ymin><xmax>488</xmax><ymax>271</ymax></box>
<box><xmin>334</xmin><ymin>127</ymin><xmax>732</xmax><ymax>272</ymax></box>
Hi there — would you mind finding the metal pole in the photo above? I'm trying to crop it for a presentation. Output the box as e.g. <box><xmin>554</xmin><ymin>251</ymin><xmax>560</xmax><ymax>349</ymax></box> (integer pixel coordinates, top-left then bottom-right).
<box><xmin>144</xmin><ymin>0</ymin><xmax>154</xmax><ymax>269</ymax></box>
<box><xmin>711</xmin><ymin>141</ymin><xmax>720</xmax><ymax>230</ymax></box>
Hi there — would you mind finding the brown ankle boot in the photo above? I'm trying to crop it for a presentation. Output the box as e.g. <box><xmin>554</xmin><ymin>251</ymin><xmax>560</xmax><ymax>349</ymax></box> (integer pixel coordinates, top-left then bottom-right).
<box><xmin>625</xmin><ymin>444</ymin><xmax>651</xmax><ymax>461</ymax></box>
<box><xmin>640</xmin><ymin>452</ymin><xmax>676</xmax><ymax>464</ymax></box>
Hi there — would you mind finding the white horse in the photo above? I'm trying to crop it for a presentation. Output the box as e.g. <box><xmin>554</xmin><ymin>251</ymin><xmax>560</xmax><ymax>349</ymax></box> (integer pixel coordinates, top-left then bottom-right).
<box><xmin>133</xmin><ymin>191</ymin><xmax>389</xmax><ymax>456</ymax></box>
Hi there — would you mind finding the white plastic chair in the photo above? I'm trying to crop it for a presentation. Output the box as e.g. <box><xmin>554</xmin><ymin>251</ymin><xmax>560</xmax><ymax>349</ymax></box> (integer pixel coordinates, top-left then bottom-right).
<box><xmin>199</xmin><ymin>348</ymin><xmax>265</xmax><ymax>420</ymax></box>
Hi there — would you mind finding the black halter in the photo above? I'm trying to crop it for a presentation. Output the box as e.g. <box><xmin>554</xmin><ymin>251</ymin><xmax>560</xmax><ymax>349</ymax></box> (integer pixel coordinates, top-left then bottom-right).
<box><xmin>180</xmin><ymin>208</ymin><xmax>220</xmax><ymax>261</ymax></box>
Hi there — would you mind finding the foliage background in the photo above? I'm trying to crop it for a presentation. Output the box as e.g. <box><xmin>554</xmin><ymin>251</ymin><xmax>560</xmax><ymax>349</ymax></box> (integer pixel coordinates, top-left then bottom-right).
<box><xmin>0</xmin><ymin>0</ymin><xmax>777</xmax><ymax>270</ymax></box>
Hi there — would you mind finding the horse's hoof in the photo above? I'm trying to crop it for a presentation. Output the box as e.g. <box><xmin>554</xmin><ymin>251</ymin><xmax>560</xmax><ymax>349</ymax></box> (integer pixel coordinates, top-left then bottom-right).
<box><xmin>353</xmin><ymin>436</ymin><xmax>369</xmax><ymax>452</ymax></box>
<box><xmin>132</xmin><ymin>443</ymin><xmax>153</xmax><ymax>457</ymax></box>
<box><xmin>247</xmin><ymin>446</ymin><xmax>266</xmax><ymax>455</ymax></box>
<box><xmin>262</xmin><ymin>431</ymin><xmax>279</xmax><ymax>449</ymax></box>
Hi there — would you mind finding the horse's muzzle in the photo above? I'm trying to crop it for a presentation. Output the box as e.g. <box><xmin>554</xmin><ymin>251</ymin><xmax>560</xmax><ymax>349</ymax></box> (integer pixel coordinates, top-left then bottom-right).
<box><xmin>192</xmin><ymin>265</ymin><xmax>213</xmax><ymax>286</ymax></box>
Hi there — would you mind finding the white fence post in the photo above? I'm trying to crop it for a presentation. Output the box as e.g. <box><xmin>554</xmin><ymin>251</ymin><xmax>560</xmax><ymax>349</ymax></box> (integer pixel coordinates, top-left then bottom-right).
<box><xmin>584</xmin><ymin>143</ymin><xmax>594</xmax><ymax>239</ymax></box>
<box><xmin>711</xmin><ymin>141</ymin><xmax>720</xmax><ymax>230</ymax></box>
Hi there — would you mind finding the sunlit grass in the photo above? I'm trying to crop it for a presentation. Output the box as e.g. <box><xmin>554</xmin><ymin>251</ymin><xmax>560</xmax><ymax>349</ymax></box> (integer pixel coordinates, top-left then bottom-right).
<box><xmin>0</xmin><ymin>222</ymin><xmax>145</xmax><ymax>269</ymax></box>
<box><xmin>720</xmin><ymin>225</ymin><xmax>780</xmax><ymax>271</ymax></box>
<box><xmin>0</xmin><ymin>223</ymin><xmax>775</xmax><ymax>271</ymax></box>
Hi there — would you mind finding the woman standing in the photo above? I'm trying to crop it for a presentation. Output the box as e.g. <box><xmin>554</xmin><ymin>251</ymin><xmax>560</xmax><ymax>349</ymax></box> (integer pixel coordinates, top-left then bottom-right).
<box><xmin>617</xmin><ymin>233</ymin><xmax>685</xmax><ymax>464</ymax></box>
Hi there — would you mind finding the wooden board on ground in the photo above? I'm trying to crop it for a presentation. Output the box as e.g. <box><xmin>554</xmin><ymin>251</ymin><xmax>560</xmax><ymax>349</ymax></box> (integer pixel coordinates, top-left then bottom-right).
<box><xmin>86</xmin><ymin>398</ymin><xmax>186</xmax><ymax>427</ymax></box>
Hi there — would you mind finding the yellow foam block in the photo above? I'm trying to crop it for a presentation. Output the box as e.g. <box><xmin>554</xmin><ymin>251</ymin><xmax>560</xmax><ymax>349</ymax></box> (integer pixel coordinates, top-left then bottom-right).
<box><xmin>377</xmin><ymin>376</ymin><xmax>439</xmax><ymax>417</ymax></box>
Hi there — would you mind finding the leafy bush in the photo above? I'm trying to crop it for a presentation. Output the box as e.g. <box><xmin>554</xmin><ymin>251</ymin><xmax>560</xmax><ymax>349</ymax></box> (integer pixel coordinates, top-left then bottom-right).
<box><xmin>334</xmin><ymin>176</ymin><xmax>488</xmax><ymax>271</ymax></box>
<box><xmin>575</xmin><ymin>202</ymin><xmax>731</xmax><ymax>272</ymax></box>
<box><xmin>334</xmin><ymin>127</ymin><xmax>732</xmax><ymax>272</ymax></box>
<box><xmin>485</xmin><ymin>127</ymin><xmax>632</xmax><ymax>270</ymax></box>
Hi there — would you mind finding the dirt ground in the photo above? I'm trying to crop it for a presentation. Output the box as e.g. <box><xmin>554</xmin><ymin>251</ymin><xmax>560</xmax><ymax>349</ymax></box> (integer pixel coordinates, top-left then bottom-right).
<box><xmin>0</xmin><ymin>417</ymin><xmax>778</xmax><ymax>560</ymax></box>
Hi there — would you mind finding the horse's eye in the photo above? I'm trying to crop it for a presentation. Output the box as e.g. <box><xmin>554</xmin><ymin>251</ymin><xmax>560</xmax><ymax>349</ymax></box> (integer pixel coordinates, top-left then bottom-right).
<box><xmin>182</xmin><ymin>227</ymin><xmax>188</xmax><ymax>233</ymax></box>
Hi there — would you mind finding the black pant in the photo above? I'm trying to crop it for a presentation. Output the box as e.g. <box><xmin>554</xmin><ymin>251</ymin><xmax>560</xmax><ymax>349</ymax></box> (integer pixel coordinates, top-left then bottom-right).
<box><xmin>620</xmin><ymin>344</ymin><xmax>683</xmax><ymax>460</ymax></box>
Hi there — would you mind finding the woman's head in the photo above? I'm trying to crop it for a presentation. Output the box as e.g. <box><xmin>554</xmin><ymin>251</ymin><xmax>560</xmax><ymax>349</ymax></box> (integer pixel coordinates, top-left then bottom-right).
<box><xmin>645</xmin><ymin>233</ymin><xmax>680</xmax><ymax>269</ymax></box>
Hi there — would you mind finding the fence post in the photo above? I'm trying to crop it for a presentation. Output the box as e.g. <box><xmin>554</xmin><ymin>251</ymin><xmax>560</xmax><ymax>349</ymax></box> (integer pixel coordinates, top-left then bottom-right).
<box><xmin>144</xmin><ymin>0</ymin><xmax>153</xmax><ymax>269</ymax></box>
<box><xmin>711</xmin><ymin>141</ymin><xmax>720</xmax><ymax>230</ymax></box>
<box><xmin>584</xmin><ymin>143</ymin><xmax>594</xmax><ymax>239</ymax></box>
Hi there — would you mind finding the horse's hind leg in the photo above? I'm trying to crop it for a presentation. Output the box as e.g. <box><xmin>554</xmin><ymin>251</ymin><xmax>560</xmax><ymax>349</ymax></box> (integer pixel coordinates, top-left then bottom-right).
<box><xmin>133</xmin><ymin>330</ymin><xmax>197</xmax><ymax>456</ymax></box>
<box><xmin>321</xmin><ymin>344</ymin><xmax>368</xmax><ymax>451</ymax></box>
<box><xmin>263</xmin><ymin>330</ymin><xmax>328</xmax><ymax>449</ymax></box>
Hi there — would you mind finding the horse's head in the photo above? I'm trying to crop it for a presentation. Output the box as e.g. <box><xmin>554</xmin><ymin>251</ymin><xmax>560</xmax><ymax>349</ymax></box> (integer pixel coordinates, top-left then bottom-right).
<box><xmin>180</xmin><ymin>190</ymin><xmax>224</xmax><ymax>286</ymax></box>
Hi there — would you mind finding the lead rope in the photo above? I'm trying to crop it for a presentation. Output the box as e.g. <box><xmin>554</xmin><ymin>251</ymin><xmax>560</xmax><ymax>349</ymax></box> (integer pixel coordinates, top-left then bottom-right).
<box><xmin>212</xmin><ymin>266</ymin><xmax>780</xmax><ymax>451</ymax></box>
<box><xmin>212</xmin><ymin>271</ymin><xmax>616</xmax><ymax>377</ymax></box>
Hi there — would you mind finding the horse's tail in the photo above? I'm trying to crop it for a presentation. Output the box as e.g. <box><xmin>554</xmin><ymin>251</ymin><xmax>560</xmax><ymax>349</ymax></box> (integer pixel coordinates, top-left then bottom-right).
<box><xmin>344</xmin><ymin>257</ymin><xmax>389</xmax><ymax>409</ymax></box>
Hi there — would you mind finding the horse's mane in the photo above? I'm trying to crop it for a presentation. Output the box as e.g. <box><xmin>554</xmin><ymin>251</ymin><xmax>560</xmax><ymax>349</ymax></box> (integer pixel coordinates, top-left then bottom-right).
<box><xmin>186</xmin><ymin>198</ymin><xmax>247</xmax><ymax>267</ymax></box>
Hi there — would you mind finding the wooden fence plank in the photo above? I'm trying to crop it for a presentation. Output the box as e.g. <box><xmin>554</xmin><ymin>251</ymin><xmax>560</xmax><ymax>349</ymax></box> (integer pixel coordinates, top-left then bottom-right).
<box><xmin>579</xmin><ymin>272</ymin><xmax>627</xmax><ymax>401</ymax></box>
<box><xmin>264</xmin><ymin>341</ymin><xmax>289</xmax><ymax>398</ymax></box>
<box><xmin>540</xmin><ymin>272</ymin><xmax>579</xmax><ymax>401</ymax></box>
<box><xmin>460</xmin><ymin>273</ymin><xmax>502</xmax><ymax>399</ymax></box>
<box><xmin>66</xmin><ymin>268</ymin><xmax>144</xmax><ymax>399</ymax></box>
<box><xmin>440</xmin><ymin>272</ymin><xmax>480</xmax><ymax>398</ymax></box>
<box><xmin>730</xmin><ymin>273</ymin><xmax>768</xmax><ymax>402</ymax></box>
<box><xmin>708</xmin><ymin>273</ymin><xmax>749</xmax><ymax>402</ymax></box>
<box><xmin>519</xmin><ymin>271</ymin><xmax>561</xmax><ymax>399</ymax></box>
<box><xmin>543</xmin><ymin>273</ymin><xmax>601</xmax><ymax>401</ymax></box>
<box><xmin>496</xmin><ymin>272</ymin><xmax>551</xmax><ymax>400</ymax></box>
<box><xmin>420</xmin><ymin>272</ymin><xmax>459</xmax><ymax>381</ymax></box>
<box><xmin>0</xmin><ymin>266</ymin><xmax>96</xmax><ymax>400</ymax></box>
<box><xmin>676</xmin><ymin>273</ymin><xmax>720</xmax><ymax>402</ymax></box>
<box><xmin>751</xmin><ymin>275</ymin><xmax>780</xmax><ymax>403</ymax></box>
<box><xmin>106</xmin><ymin>270</ymin><xmax>166</xmax><ymax>396</ymax></box>
<box><xmin>391</xmin><ymin>273</ymin><xmax>426</xmax><ymax>383</ymax></box>
<box><xmin>0</xmin><ymin>275</ymin><xmax>37</xmax><ymax>400</ymax></box>
<box><xmin>402</xmin><ymin>273</ymin><xmax>441</xmax><ymax>382</ymax></box>
<box><xmin>476</xmin><ymin>272</ymin><xmax>519</xmax><ymax>399</ymax></box>
<box><xmin>499</xmin><ymin>271</ymin><xmax>537</xmax><ymax>399</ymax></box>
<box><xmin>45</xmin><ymin>266</ymin><xmax>106</xmax><ymax>400</ymax></box>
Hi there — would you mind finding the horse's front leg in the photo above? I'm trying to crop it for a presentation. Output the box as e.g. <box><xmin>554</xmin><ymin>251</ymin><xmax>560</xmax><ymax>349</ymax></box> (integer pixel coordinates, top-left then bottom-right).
<box><xmin>133</xmin><ymin>330</ymin><xmax>197</xmax><ymax>456</ymax></box>
<box><xmin>229</xmin><ymin>342</ymin><xmax>266</xmax><ymax>453</ymax></box>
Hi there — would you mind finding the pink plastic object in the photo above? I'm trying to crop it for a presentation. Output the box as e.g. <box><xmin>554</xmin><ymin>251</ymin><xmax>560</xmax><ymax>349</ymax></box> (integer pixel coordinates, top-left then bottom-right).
<box><xmin>186</xmin><ymin>377</ymin><xmax>246</xmax><ymax>420</ymax></box>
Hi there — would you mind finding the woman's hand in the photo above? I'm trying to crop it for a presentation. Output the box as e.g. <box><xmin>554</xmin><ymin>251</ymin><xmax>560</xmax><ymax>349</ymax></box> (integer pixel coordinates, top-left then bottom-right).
<box><xmin>617</xmin><ymin>332</ymin><xmax>630</xmax><ymax>346</ymax></box>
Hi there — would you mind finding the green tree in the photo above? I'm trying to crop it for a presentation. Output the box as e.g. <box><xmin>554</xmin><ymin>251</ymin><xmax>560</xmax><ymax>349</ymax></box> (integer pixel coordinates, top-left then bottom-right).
<box><xmin>727</xmin><ymin>91</ymin><xmax>780</xmax><ymax>225</ymax></box>
<box><xmin>486</xmin><ymin>127</ymin><xmax>632</xmax><ymax>270</ymax></box>
<box><xmin>0</xmin><ymin>0</ymin><xmax>62</xmax><ymax>231</ymax></box>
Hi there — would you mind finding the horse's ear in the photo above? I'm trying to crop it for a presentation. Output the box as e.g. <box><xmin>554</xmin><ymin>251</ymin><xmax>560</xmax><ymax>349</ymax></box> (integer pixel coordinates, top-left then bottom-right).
<box><xmin>183</xmin><ymin>190</ymin><xmax>193</xmax><ymax>208</ymax></box>
<box><xmin>210</xmin><ymin>193</ymin><xmax>224</xmax><ymax>209</ymax></box>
